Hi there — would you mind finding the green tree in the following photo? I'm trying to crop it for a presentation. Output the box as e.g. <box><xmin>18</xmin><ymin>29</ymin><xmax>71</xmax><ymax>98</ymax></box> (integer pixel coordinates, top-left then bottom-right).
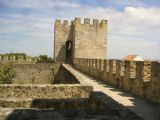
<box><xmin>0</xmin><ymin>62</ymin><xmax>16</xmax><ymax>84</ymax></box>
<box><xmin>38</xmin><ymin>55</ymin><xmax>53</xmax><ymax>63</ymax></box>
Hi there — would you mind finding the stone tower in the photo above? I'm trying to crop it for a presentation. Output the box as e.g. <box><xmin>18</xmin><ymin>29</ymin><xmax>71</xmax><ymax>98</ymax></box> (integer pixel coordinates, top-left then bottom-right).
<box><xmin>54</xmin><ymin>18</ymin><xmax>107</xmax><ymax>63</ymax></box>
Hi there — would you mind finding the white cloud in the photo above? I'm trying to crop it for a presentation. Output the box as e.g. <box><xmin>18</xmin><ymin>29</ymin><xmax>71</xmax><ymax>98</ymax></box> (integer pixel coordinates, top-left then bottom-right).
<box><xmin>70</xmin><ymin>5</ymin><xmax>160</xmax><ymax>59</ymax></box>
<box><xmin>103</xmin><ymin>0</ymin><xmax>146</xmax><ymax>7</ymax></box>
<box><xmin>0</xmin><ymin>0</ymin><xmax>81</xmax><ymax>9</ymax></box>
<box><xmin>0</xmin><ymin>0</ymin><xmax>159</xmax><ymax>58</ymax></box>
<box><xmin>108</xmin><ymin>35</ymin><xmax>159</xmax><ymax>59</ymax></box>
<box><xmin>75</xmin><ymin>6</ymin><xmax>160</xmax><ymax>36</ymax></box>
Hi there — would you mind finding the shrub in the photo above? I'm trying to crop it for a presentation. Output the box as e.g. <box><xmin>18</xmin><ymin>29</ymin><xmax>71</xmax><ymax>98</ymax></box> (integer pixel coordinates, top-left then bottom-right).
<box><xmin>38</xmin><ymin>55</ymin><xmax>53</xmax><ymax>63</ymax></box>
<box><xmin>0</xmin><ymin>62</ymin><xmax>16</xmax><ymax>84</ymax></box>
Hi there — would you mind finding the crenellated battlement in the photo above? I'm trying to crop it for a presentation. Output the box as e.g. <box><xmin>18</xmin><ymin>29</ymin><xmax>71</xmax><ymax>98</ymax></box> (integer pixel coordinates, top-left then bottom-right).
<box><xmin>55</xmin><ymin>19</ymin><xmax>70</xmax><ymax>27</ymax></box>
<box><xmin>55</xmin><ymin>18</ymin><xmax>107</xmax><ymax>28</ymax></box>
<box><xmin>74</xmin><ymin>58</ymin><xmax>160</xmax><ymax>104</ymax></box>
<box><xmin>74</xmin><ymin>58</ymin><xmax>156</xmax><ymax>82</ymax></box>
<box><xmin>0</xmin><ymin>54</ymin><xmax>37</xmax><ymax>64</ymax></box>
<box><xmin>84</xmin><ymin>18</ymin><xmax>90</xmax><ymax>24</ymax></box>
<box><xmin>74</xmin><ymin>18</ymin><xmax>107</xmax><ymax>27</ymax></box>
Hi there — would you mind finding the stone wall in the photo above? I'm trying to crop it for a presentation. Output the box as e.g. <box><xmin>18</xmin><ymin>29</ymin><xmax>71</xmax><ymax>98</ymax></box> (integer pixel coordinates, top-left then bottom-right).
<box><xmin>0</xmin><ymin>55</ymin><xmax>37</xmax><ymax>64</ymax></box>
<box><xmin>0</xmin><ymin>84</ymin><xmax>92</xmax><ymax>100</ymax></box>
<box><xmin>0</xmin><ymin>61</ymin><xmax>37</xmax><ymax>64</ymax></box>
<box><xmin>54</xmin><ymin>20</ymin><xmax>71</xmax><ymax>62</ymax></box>
<box><xmin>74</xmin><ymin>58</ymin><xmax>160</xmax><ymax>104</ymax></box>
<box><xmin>73</xmin><ymin>18</ymin><xmax>107</xmax><ymax>59</ymax></box>
<box><xmin>0</xmin><ymin>91</ymin><xmax>143</xmax><ymax>120</ymax></box>
<box><xmin>12</xmin><ymin>63</ymin><xmax>60</xmax><ymax>84</ymax></box>
<box><xmin>0</xmin><ymin>84</ymin><xmax>93</xmax><ymax>108</ymax></box>
<box><xmin>0</xmin><ymin>63</ymin><xmax>84</xmax><ymax>84</ymax></box>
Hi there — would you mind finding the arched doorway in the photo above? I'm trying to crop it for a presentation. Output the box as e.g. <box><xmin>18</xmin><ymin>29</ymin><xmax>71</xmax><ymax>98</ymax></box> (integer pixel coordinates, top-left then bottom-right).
<box><xmin>66</xmin><ymin>41</ymin><xmax>72</xmax><ymax>64</ymax></box>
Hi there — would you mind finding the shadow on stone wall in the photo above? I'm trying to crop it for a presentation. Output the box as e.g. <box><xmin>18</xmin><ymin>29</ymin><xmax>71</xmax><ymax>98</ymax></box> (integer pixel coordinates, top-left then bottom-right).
<box><xmin>53</xmin><ymin>65</ymin><xmax>80</xmax><ymax>84</ymax></box>
<box><xmin>3</xmin><ymin>92</ymin><xmax>145</xmax><ymax>120</ymax></box>
<box><xmin>74</xmin><ymin>71</ymin><xmax>160</xmax><ymax>120</ymax></box>
<box><xmin>56</xmin><ymin>44</ymin><xmax>66</xmax><ymax>62</ymax></box>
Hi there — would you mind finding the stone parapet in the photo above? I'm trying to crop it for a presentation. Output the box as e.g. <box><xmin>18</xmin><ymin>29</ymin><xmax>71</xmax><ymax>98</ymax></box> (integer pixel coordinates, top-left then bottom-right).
<box><xmin>74</xmin><ymin>58</ymin><xmax>160</xmax><ymax>104</ymax></box>
<box><xmin>0</xmin><ymin>84</ymin><xmax>93</xmax><ymax>100</ymax></box>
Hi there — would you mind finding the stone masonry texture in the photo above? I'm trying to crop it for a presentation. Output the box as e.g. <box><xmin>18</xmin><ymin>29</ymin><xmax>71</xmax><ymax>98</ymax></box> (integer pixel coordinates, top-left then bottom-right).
<box><xmin>12</xmin><ymin>63</ymin><xmax>60</xmax><ymax>84</ymax></box>
<box><xmin>0</xmin><ymin>84</ymin><xmax>93</xmax><ymax>100</ymax></box>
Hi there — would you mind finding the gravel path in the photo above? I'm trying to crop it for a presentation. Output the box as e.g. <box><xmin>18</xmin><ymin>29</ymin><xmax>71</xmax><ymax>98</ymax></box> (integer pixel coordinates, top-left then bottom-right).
<box><xmin>64</xmin><ymin>64</ymin><xmax>160</xmax><ymax>120</ymax></box>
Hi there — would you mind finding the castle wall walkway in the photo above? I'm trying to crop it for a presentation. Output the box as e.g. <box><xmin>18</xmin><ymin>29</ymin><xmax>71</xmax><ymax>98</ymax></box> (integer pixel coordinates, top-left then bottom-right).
<box><xmin>63</xmin><ymin>64</ymin><xmax>160</xmax><ymax>120</ymax></box>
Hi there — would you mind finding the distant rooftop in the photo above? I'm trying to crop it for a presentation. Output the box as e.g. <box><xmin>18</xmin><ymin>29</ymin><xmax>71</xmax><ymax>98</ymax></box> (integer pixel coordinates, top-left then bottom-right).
<box><xmin>123</xmin><ymin>55</ymin><xmax>144</xmax><ymax>61</ymax></box>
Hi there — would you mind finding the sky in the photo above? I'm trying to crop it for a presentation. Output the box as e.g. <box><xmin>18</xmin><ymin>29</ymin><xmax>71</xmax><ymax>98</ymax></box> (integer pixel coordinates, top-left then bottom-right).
<box><xmin>0</xmin><ymin>0</ymin><xmax>160</xmax><ymax>59</ymax></box>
